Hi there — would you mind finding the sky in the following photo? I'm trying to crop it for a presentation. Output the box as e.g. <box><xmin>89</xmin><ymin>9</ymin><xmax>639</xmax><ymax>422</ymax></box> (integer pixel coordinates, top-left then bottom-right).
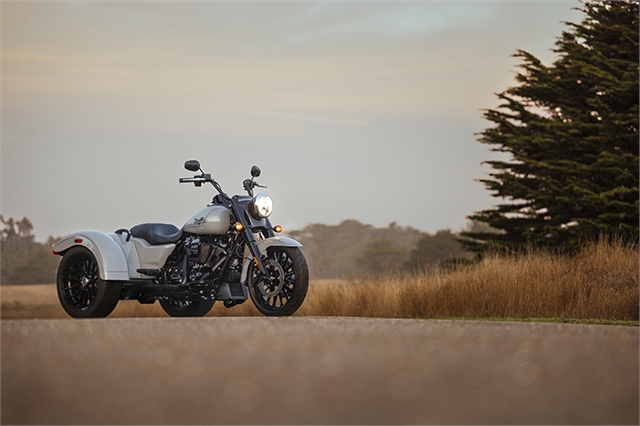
<box><xmin>1</xmin><ymin>0</ymin><xmax>583</xmax><ymax>242</ymax></box>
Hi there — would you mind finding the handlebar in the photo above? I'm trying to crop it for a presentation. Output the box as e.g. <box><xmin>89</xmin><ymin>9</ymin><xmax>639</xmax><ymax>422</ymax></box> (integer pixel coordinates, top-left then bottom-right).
<box><xmin>180</xmin><ymin>174</ymin><xmax>231</xmax><ymax>200</ymax></box>
<box><xmin>179</xmin><ymin>177</ymin><xmax>206</xmax><ymax>184</ymax></box>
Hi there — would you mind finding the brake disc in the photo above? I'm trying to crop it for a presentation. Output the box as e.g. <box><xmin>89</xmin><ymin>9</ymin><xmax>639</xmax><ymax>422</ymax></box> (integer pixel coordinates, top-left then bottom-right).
<box><xmin>257</xmin><ymin>259</ymin><xmax>285</xmax><ymax>298</ymax></box>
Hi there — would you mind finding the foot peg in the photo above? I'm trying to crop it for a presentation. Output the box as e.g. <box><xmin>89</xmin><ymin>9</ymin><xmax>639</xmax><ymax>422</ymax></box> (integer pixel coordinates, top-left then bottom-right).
<box><xmin>137</xmin><ymin>269</ymin><xmax>160</xmax><ymax>276</ymax></box>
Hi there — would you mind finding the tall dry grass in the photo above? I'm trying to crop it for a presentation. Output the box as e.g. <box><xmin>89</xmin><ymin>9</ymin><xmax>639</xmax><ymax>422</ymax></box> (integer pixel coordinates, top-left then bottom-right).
<box><xmin>2</xmin><ymin>239</ymin><xmax>637</xmax><ymax>321</ymax></box>
<box><xmin>296</xmin><ymin>238</ymin><xmax>639</xmax><ymax>321</ymax></box>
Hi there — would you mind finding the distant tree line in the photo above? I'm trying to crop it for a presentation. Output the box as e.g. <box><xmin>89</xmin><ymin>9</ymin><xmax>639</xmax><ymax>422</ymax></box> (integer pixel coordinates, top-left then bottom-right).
<box><xmin>1</xmin><ymin>216</ymin><xmax>60</xmax><ymax>285</ymax></box>
<box><xmin>287</xmin><ymin>220</ymin><xmax>472</xmax><ymax>278</ymax></box>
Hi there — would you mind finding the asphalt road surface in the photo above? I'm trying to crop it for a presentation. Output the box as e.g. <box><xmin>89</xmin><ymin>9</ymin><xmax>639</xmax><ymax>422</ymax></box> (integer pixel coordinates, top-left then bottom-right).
<box><xmin>2</xmin><ymin>317</ymin><xmax>638</xmax><ymax>424</ymax></box>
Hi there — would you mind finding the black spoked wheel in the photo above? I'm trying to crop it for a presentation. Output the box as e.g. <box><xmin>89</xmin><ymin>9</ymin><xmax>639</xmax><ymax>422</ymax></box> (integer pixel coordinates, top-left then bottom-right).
<box><xmin>248</xmin><ymin>247</ymin><xmax>309</xmax><ymax>316</ymax></box>
<box><xmin>56</xmin><ymin>247</ymin><xmax>121</xmax><ymax>318</ymax></box>
<box><xmin>159</xmin><ymin>298</ymin><xmax>215</xmax><ymax>317</ymax></box>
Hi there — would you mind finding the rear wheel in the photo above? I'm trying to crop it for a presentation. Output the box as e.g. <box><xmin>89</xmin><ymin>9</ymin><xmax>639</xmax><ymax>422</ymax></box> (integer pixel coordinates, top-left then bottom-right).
<box><xmin>248</xmin><ymin>247</ymin><xmax>309</xmax><ymax>316</ymax></box>
<box><xmin>159</xmin><ymin>298</ymin><xmax>215</xmax><ymax>317</ymax></box>
<box><xmin>56</xmin><ymin>247</ymin><xmax>121</xmax><ymax>318</ymax></box>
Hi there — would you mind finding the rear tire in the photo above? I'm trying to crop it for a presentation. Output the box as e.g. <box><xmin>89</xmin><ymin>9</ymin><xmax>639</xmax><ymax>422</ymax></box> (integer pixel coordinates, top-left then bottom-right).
<box><xmin>159</xmin><ymin>298</ymin><xmax>215</xmax><ymax>317</ymax></box>
<box><xmin>56</xmin><ymin>247</ymin><xmax>121</xmax><ymax>318</ymax></box>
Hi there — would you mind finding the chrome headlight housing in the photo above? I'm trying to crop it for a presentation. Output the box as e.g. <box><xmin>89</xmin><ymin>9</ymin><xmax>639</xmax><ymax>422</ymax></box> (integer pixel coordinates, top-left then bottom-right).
<box><xmin>249</xmin><ymin>193</ymin><xmax>274</xmax><ymax>219</ymax></box>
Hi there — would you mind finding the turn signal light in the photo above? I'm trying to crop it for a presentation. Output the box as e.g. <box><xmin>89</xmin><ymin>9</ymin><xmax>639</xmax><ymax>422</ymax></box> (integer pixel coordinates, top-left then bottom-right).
<box><xmin>274</xmin><ymin>225</ymin><xmax>282</xmax><ymax>233</ymax></box>
<box><xmin>235</xmin><ymin>222</ymin><xmax>244</xmax><ymax>231</ymax></box>
<box><xmin>74</xmin><ymin>238</ymin><xmax>83</xmax><ymax>243</ymax></box>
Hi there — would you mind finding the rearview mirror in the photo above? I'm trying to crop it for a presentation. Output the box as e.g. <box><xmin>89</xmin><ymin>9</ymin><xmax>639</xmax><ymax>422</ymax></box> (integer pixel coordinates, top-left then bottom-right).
<box><xmin>185</xmin><ymin>160</ymin><xmax>200</xmax><ymax>172</ymax></box>
<box><xmin>251</xmin><ymin>165</ymin><xmax>261</xmax><ymax>178</ymax></box>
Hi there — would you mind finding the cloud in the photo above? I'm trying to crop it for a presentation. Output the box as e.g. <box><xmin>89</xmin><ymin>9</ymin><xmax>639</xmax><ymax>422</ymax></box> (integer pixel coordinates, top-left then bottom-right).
<box><xmin>283</xmin><ymin>2</ymin><xmax>496</xmax><ymax>44</ymax></box>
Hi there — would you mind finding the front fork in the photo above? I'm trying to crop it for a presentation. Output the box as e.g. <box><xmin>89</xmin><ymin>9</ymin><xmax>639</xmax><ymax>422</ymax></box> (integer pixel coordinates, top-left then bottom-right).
<box><xmin>231</xmin><ymin>198</ymin><xmax>276</xmax><ymax>276</ymax></box>
<box><xmin>244</xmin><ymin>228</ymin><xmax>267</xmax><ymax>275</ymax></box>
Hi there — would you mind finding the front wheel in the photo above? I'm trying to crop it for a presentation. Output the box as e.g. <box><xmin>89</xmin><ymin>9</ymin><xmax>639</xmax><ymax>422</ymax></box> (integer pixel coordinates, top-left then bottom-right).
<box><xmin>248</xmin><ymin>247</ymin><xmax>309</xmax><ymax>316</ymax></box>
<box><xmin>56</xmin><ymin>247</ymin><xmax>121</xmax><ymax>318</ymax></box>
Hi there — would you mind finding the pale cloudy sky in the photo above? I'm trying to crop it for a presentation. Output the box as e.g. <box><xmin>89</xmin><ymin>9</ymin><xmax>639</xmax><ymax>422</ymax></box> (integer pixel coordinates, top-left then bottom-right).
<box><xmin>1</xmin><ymin>1</ymin><xmax>582</xmax><ymax>241</ymax></box>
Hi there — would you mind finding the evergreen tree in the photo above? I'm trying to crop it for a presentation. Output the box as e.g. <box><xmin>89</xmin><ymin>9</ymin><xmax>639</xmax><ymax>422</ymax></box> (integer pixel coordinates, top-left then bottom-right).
<box><xmin>462</xmin><ymin>0</ymin><xmax>639</xmax><ymax>252</ymax></box>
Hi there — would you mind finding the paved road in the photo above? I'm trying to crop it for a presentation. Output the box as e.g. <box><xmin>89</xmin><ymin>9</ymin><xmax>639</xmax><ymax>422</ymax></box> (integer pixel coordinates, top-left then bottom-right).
<box><xmin>2</xmin><ymin>317</ymin><xmax>638</xmax><ymax>424</ymax></box>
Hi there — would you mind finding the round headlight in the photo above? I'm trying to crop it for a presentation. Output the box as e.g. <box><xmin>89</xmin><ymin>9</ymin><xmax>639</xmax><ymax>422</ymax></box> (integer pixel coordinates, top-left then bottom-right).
<box><xmin>249</xmin><ymin>193</ymin><xmax>274</xmax><ymax>219</ymax></box>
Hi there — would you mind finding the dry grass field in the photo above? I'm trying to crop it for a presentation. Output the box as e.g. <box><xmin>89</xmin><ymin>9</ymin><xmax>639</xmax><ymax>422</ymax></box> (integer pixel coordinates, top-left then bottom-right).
<box><xmin>303</xmin><ymin>239</ymin><xmax>639</xmax><ymax>322</ymax></box>
<box><xmin>2</xmin><ymin>239</ymin><xmax>638</xmax><ymax>322</ymax></box>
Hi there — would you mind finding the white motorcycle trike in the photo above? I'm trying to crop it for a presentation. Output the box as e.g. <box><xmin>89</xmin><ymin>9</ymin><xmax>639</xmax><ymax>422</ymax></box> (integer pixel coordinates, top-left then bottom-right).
<box><xmin>52</xmin><ymin>161</ymin><xmax>308</xmax><ymax>318</ymax></box>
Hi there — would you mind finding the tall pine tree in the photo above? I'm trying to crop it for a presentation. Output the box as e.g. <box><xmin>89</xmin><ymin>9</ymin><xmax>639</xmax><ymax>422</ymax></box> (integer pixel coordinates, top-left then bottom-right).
<box><xmin>462</xmin><ymin>0</ymin><xmax>639</xmax><ymax>252</ymax></box>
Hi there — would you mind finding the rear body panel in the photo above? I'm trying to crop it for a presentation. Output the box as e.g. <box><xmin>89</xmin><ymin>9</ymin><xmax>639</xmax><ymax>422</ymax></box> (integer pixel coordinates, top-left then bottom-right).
<box><xmin>52</xmin><ymin>231</ymin><xmax>130</xmax><ymax>281</ymax></box>
<box><xmin>53</xmin><ymin>230</ymin><xmax>176</xmax><ymax>280</ymax></box>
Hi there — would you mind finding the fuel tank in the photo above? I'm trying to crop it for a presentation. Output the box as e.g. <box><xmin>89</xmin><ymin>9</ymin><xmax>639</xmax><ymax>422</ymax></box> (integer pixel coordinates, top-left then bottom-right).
<box><xmin>183</xmin><ymin>205</ymin><xmax>231</xmax><ymax>235</ymax></box>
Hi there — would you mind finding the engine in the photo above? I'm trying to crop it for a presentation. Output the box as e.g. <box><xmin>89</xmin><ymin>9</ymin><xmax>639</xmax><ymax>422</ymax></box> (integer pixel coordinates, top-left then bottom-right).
<box><xmin>183</xmin><ymin>235</ymin><xmax>228</xmax><ymax>281</ymax></box>
<box><xmin>160</xmin><ymin>233</ymin><xmax>244</xmax><ymax>300</ymax></box>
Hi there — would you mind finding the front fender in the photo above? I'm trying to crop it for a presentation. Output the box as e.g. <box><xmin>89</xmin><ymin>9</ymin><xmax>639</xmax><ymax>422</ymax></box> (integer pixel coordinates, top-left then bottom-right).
<box><xmin>241</xmin><ymin>236</ymin><xmax>303</xmax><ymax>282</ymax></box>
<box><xmin>255</xmin><ymin>236</ymin><xmax>302</xmax><ymax>255</ymax></box>
<box><xmin>52</xmin><ymin>230</ymin><xmax>129</xmax><ymax>281</ymax></box>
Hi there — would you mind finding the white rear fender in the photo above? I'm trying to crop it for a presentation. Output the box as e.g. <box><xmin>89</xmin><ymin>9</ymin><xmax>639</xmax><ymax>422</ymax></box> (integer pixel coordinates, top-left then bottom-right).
<box><xmin>52</xmin><ymin>231</ymin><xmax>129</xmax><ymax>281</ymax></box>
<box><xmin>241</xmin><ymin>236</ymin><xmax>303</xmax><ymax>282</ymax></box>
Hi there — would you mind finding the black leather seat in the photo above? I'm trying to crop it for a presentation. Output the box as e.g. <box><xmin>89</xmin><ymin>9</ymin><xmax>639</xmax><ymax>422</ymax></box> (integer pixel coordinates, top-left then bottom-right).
<box><xmin>130</xmin><ymin>223</ymin><xmax>183</xmax><ymax>245</ymax></box>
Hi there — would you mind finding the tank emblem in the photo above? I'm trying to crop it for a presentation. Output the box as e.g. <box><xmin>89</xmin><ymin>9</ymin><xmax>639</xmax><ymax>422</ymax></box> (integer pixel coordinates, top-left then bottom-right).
<box><xmin>194</xmin><ymin>217</ymin><xmax>206</xmax><ymax>226</ymax></box>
